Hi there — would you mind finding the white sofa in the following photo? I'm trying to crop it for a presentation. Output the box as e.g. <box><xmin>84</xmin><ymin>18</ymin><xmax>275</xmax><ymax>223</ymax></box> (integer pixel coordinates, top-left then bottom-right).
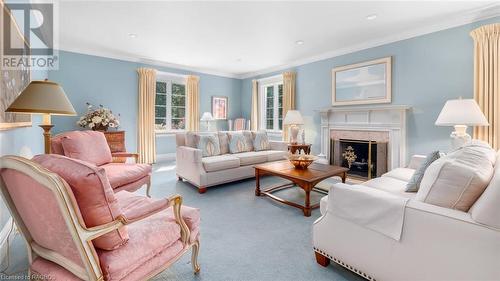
<box><xmin>176</xmin><ymin>132</ymin><xmax>288</xmax><ymax>193</ymax></box>
<box><xmin>313</xmin><ymin>153</ymin><xmax>500</xmax><ymax>281</ymax></box>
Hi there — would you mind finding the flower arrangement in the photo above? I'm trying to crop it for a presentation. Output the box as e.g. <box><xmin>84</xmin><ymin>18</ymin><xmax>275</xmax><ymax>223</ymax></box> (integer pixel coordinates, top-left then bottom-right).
<box><xmin>77</xmin><ymin>103</ymin><xmax>120</xmax><ymax>131</ymax></box>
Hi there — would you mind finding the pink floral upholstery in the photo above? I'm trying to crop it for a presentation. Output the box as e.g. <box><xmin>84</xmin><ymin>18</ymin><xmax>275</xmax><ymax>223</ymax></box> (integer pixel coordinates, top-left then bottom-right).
<box><xmin>60</xmin><ymin>131</ymin><xmax>113</xmax><ymax>166</ymax></box>
<box><xmin>31</xmin><ymin>258</ymin><xmax>82</xmax><ymax>280</ymax></box>
<box><xmin>51</xmin><ymin>134</ymin><xmax>65</xmax><ymax>155</ymax></box>
<box><xmin>102</xmin><ymin>163</ymin><xmax>152</xmax><ymax>190</ymax></box>
<box><xmin>0</xmin><ymin>169</ymin><xmax>84</xmax><ymax>267</ymax></box>
<box><xmin>33</xmin><ymin>154</ymin><xmax>128</xmax><ymax>250</ymax></box>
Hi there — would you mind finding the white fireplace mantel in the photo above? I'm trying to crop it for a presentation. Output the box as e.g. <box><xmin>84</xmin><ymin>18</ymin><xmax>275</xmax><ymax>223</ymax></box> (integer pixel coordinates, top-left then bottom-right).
<box><xmin>317</xmin><ymin>104</ymin><xmax>411</xmax><ymax>170</ymax></box>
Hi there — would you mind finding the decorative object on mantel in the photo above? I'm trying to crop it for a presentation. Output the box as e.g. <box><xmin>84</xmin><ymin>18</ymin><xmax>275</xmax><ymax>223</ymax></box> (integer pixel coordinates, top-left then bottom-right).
<box><xmin>6</xmin><ymin>80</ymin><xmax>76</xmax><ymax>154</ymax></box>
<box><xmin>200</xmin><ymin>112</ymin><xmax>214</xmax><ymax>131</ymax></box>
<box><xmin>211</xmin><ymin>96</ymin><xmax>228</xmax><ymax>120</ymax></box>
<box><xmin>77</xmin><ymin>103</ymin><xmax>120</xmax><ymax>131</ymax></box>
<box><xmin>435</xmin><ymin>98</ymin><xmax>488</xmax><ymax>150</ymax></box>
<box><xmin>283</xmin><ymin>110</ymin><xmax>304</xmax><ymax>144</ymax></box>
<box><xmin>332</xmin><ymin>56</ymin><xmax>392</xmax><ymax>106</ymax></box>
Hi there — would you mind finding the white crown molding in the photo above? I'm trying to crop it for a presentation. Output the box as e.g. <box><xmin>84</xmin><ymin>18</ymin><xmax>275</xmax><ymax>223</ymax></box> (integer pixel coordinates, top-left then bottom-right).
<box><xmin>237</xmin><ymin>3</ymin><xmax>500</xmax><ymax>79</ymax></box>
<box><xmin>57</xmin><ymin>46</ymin><xmax>241</xmax><ymax>79</ymax></box>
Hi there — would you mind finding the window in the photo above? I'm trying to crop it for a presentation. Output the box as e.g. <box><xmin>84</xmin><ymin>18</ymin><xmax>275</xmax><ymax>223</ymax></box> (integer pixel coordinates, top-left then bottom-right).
<box><xmin>155</xmin><ymin>75</ymin><xmax>186</xmax><ymax>131</ymax></box>
<box><xmin>259</xmin><ymin>77</ymin><xmax>283</xmax><ymax>131</ymax></box>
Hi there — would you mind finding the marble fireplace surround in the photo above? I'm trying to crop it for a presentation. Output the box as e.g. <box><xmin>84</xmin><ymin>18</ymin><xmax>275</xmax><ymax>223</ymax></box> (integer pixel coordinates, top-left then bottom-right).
<box><xmin>318</xmin><ymin>105</ymin><xmax>411</xmax><ymax>170</ymax></box>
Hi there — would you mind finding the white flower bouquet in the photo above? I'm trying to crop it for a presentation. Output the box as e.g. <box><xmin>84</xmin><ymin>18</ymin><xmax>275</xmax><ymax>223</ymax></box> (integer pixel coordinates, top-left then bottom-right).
<box><xmin>77</xmin><ymin>103</ymin><xmax>120</xmax><ymax>131</ymax></box>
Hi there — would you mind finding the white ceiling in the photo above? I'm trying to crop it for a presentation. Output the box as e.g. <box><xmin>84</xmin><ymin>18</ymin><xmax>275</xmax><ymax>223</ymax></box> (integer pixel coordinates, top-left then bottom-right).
<box><xmin>56</xmin><ymin>1</ymin><xmax>499</xmax><ymax>78</ymax></box>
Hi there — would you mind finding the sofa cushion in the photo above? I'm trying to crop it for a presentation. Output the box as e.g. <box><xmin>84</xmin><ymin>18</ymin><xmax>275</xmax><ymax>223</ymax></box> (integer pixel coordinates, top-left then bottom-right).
<box><xmin>405</xmin><ymin>151</ymin><xmax>440</xmax><ymax>192</ymax></box>
<box><xmin>33</xmin><ymin>154</ymin><xmax>128</xmax><ymax>251</ymax></box>
<box><xmin>197</xmin><ymin>134</ymin><xmax>221</xmax><ymax>157</ymax></box>
<box><xmin>382</xmin><ymin>168</ymin><xmax>415</xmax><ymax>182</ymax></box>
<box><xmin>266</xmin><ymin>150</ymin><xmax>288</xmax><ymax>162</ymax></box>
<box><xmin>253</xmin><ymin>131</ymin><xmax>271</xmax><ymax>151</ymax></box>
<box><xmin>101</xmin><ymin>163</ymin><xmax>152</xmax><ymax>189</ymax></box>
<box><xmin>363</xmin><ymin>177</ymin><xmax>416</xmax><ymax>199</ymax></box>
<box><xmin>470</xmin><ymin>151</ymin><xmax>500</xmax><ymax>228</ymax></box>
<box><xmin>416</xmin><ymin>142</ymin><xmax>495</xmax><ymax>212</ymax></box>
<box><xmin>233</xmin><ymin>151</ymin><xmax>268</xmax><ymax>166</ymax></box>
<box><xmin>228</xmin><ymin>132</ymin><xmax>249</xmax><ymax>153</ymax></box>
<box><xmin>60</xmin><ymin>131</ymin><xmax>113</xmax><ymax>166</ymax></box>
<box><xmin>202</xmin><ymin>155</ymin><xmax>240</xmax><ymax>172</ymax></box>
<box><xmin>242</xmin><ymin>131</ymin><xmax>255</xmax><ymax>152</ymax></box>
<box><xmin>218</xmin><ymin>132</ymin><xmax>230</xmax><ymax>154</ymax></box>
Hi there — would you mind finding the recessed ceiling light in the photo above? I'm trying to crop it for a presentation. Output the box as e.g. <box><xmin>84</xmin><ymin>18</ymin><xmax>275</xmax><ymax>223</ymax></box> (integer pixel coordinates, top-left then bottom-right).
<box><xmin>128</xmin><ymin>33</ymin><xmax>138</xmax><ymax>38</ymax></box>
<box><xmin>295</xmin><ymin>40</ymin><xmax>304</xmax><ymax>45</ymax></box>
<box><xmin>366</xmin><ymin>14</ymin><xmax>377</xmax><ymax>20</ymax></box>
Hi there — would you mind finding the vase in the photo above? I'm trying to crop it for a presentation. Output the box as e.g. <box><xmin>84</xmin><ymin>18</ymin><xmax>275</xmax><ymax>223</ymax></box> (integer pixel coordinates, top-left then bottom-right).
<box><xmin>92</xmin><ymin>124</ymin><xmax>109</xmax><ymax>131</ymax></box>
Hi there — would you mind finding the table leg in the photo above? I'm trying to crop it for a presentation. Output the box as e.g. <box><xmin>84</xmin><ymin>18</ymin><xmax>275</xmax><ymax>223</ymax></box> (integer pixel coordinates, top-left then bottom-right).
<box><xmin>341</xmin><ymin>172</ymin><xmax>346</xmax><ymax>183</ymax></box>
<box><xmin>255</xmin><ymin>169</ymin><xmax>261</xmax><ymax>196</ymax></box>
<box><xmin>303</xmin><ymin>186</ymin><xmax>312</xmax><ymax>217</ymax></box>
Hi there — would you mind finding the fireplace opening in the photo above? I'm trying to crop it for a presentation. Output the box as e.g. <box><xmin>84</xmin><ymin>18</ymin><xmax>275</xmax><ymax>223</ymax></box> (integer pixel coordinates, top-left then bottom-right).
<box><xmin>330</xmin><ymin>138</ymin><xmax>388</xmax><ymax>180</ymax></box>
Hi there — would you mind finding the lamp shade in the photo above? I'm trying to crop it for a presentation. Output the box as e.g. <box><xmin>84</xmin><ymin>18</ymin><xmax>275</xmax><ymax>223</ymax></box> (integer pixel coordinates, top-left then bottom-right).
<box><xmin>435</xmin><ymin>99</ymin><xmax>488</xmax><ymax>126</ymax></box>
<box><xmin>200</xmin><ymin>112</ymin><xmax>214</xmax><ymax>121</ymax></box>
<box><xmin>6</xmin><ymin>80</ymin><xmax>76</xmax><ymax>115</ymax></box>
<box><xmin>283</xmin><ymin>110</ymin><xmax>304</xmax><ymax>125</ymax></box>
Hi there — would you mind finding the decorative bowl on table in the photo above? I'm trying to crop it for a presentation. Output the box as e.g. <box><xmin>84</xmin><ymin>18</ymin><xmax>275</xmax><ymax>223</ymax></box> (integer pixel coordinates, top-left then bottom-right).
<box><xmin>286</xmin><ymin>154</ymin><xmax>318</xmax><ymax>169</ymax></box>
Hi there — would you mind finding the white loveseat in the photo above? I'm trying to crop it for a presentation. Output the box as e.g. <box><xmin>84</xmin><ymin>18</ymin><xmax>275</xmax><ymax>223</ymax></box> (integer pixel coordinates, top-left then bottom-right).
<box><xmin>176</xmin><ymin>131</ymin><xmax>288</xmax><ymax>193</ymax></box>
<box><xmin>313</xmin><ymin>152</ymin><xmax>500</xmax><ymax>280</ymax></box>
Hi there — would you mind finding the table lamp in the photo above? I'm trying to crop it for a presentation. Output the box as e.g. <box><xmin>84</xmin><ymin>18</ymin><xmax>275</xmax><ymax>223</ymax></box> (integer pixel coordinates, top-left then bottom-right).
<box><xmin>200</xmin><ymin>112</ymin><xmax>214</xmax><ymax>131</ymax></box>
<box><xmin>284</xmin><ymin>110</ymin><xmax>304</xmax><ymax>144</ymax></box>
<box><xmin>6</xmin><ymin>80</ymin><xmax>76</xmax><ymax>154</ymax></box>
<box><xmin>435</xmin><ymin>98</ymin><xmax>488</xmax><ymax>150</ymax></box>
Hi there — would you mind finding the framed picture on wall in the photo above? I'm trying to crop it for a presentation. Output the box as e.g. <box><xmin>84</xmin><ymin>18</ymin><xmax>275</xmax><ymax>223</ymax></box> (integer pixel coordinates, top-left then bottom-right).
<box><xmin>332</xmin><ymin>56</ymin><xmax>392</xmax><ymax>106</ymax></box>
<box><xmin>212</xmin><ymin>96</ymin><xmax>228</xmax><ymax>120</ymax></box>
<box><xmin>0</xmin><ymin>4</ymin><xmax>32</xmax><ymax>130</ymax></box>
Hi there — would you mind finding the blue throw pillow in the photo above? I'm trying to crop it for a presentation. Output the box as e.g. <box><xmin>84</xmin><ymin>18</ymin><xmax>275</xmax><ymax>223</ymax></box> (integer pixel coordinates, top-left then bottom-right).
<box><xmin>253</xmin><ymin>131</ymin><xmax>270</xmax><ymax>151</ymax></box>
<box><xmin>228</xmin><ymin>132</ymin><xmax>248</xmax><ymax>154</ymax></box>
<box><xmin>197</xmin><ymin>134</ymin><xmax>221</xmax><ymax>157</ymax></box>
<box><xmin>405</xmin><ymin>151</ymin><xmax>441</xmax><ymax>192</ymax></box>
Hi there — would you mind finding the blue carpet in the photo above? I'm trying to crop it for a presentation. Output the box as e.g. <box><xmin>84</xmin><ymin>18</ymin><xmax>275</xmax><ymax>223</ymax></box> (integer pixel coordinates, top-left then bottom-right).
<box><xmin>5</xmin><ymin>160</ymin><xmax>364</xmax><ymax>281</ymax></box>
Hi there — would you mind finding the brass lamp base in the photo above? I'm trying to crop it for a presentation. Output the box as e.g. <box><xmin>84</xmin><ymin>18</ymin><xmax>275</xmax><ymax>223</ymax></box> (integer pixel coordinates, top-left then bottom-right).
<box><xmin>39</xmin><ymin>124</ymin><xmax>54</xmax><ymax>154</ymax></box>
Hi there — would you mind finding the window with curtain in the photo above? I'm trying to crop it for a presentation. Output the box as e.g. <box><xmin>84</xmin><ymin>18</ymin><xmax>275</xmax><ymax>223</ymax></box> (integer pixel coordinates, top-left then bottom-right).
<box><xmin>259</xmin><ymin>76</ymin><xmax>284</xmax><ymax>131</ymax></box>
<box><xmin>155</xmin><ymin>74</ymin><xmax>187</xmax><ymax>132</ymax></box>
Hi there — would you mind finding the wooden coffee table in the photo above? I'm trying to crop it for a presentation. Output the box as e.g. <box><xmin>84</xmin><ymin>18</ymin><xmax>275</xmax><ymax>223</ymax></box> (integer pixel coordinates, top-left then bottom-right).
<box><xmin>254</xmin><ymin>161</ymin><xmax>349</xmax><ymax>217</ymax></box>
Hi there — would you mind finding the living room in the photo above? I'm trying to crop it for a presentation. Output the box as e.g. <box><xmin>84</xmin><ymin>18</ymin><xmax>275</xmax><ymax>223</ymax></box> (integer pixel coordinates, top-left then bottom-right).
<box><xmin>0</xmin><ymin>1</ymin><xmax>499</xmax><ymax>280</ymax></box>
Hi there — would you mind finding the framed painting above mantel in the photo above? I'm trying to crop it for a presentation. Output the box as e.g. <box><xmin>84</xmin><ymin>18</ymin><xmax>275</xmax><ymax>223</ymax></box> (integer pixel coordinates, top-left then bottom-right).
<box><xmin>332</xmin><ymin>56</ymin><xmax>392</xmax><ymax>106</ymax></box>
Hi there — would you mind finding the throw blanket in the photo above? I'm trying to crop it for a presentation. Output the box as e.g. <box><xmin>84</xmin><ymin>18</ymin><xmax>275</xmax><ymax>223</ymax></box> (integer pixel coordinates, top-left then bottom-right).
<box><xmin>329</xmin><ymin>183</ymin><xmax>409</xmax><ymax>241</ymax></box>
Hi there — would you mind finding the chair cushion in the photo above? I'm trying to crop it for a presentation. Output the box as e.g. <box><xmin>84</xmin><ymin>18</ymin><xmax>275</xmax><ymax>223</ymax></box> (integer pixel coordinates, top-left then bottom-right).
<box><xmin>253</xmin><ymin>131</ymin><xmax>271</xmax><ymax>151</ymax></box>
<box><xmin>33</xmin><ymin>154</ymin><xmax>128</xmax><ymax>251</ymax></box>
<box><xmin>363</xmin><ymin>177</ymin><xmax>417</xmax><ymax>199</ymax></box>
<box><xmin>197</xmin><ymin>134</ymin><xmax>221</xmax><ymax>157</ymax></box>
<box><xmin>382</xmin><ymin>168</ymin><xmax>415</xmax><ymax>182</ymax></box>
<box><xmin>101</xmin><ymin>163</ymin><xmax>152</xmax><ymax>189</ymax></box>
<box><xmin>416</xmin><ymin>142</ymin><xmax>495</xmax><ymax>212</ymax></box>
<box><xmin>233</xmin><ymin>151</ymin><xmax>268</xmax><ymax>166</ymax></box>
<box><xmin>202</xmin><ymin>155</ymin><xmax>240</xmax><ymax>172</ymax></box>
<box><xmin>30</xmin><ymin>258</ymin><xmax>82</xmax><ymax>281</ymax></box>
<box><xmin>405</xmin><ymin>151</ymin><xmax>440</xmax><ymax>192</ymax></box>
<box><xmin>51</xmin><ymin>134</ymin><xmax>65</xmax><ymax>155</ymax></box>
<box><xmin>61</xmin><ymin>131</ymin><xmax>113</xmax><ymax>166</ymax></box>
<box><xmin>265</xmin><ymin>150</ymin><xmax>288</xmax><ymax>162</ymax></box>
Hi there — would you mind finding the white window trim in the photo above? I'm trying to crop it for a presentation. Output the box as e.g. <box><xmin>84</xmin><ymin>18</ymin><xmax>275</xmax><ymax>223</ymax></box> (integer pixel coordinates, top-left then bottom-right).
<box><xmin>155</xmin><ymin>72</ymin><xmax>188</xmax><ymax>133</ymax></box>
<box><xmin>258</xmin><ymin>75</ymin><xmax>283</xmax><ymax>132</ymax></box>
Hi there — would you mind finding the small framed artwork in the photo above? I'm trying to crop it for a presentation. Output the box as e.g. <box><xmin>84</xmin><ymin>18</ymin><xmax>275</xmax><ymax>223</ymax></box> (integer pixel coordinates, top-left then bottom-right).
<box><xmin>212</xmin><ymin>96</ymin><xmax>228</xmax><ymax>120</ymax></box>
<box><xmin>332</xmin><ymin>56</ymin><xmax>392</xmax><ymax>106</ymax></box>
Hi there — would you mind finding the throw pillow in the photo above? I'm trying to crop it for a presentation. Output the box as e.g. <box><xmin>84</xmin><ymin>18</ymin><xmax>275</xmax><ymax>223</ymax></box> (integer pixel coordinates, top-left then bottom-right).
<box><xmin>33</xmin><ymin>154</ymin><xmax>128</xmax><ymax>250</ymax></box>
<box><xmin>253</xmin><ymin>131</ymin><xmax>271</xmax><ymax>151</ymax></box>
<box><xmin>60</xmin><ymin>131</ymin><xmax>113</xmax><ymax>166</ymax></box>
<box><xmin>218</xmin><ymin>132</ymin><xmax>230</xmax><ymax>154</ymax></box>
<box><xmin>405</xmin><ymin>151</ymin><xmax>440</xmax><ymax>192</ymax></box>
<box><xmin>242</xmin><ymin>131</ymin><xmax>254</xmax><ymax>152</ymax></box>
<box><xmin>228</xmin><ymin>132</ymin><xmax>248</xmax><ymax>153</ymax></box>
<box><xmin>416</xmin><ymin>143</ymin><xmax>495</xmax><ymax>212</ymax></box>
<box><xmin>197</xmin><ymin>134</ymin><xmax>221</xmax><ymax>157</ymax></box>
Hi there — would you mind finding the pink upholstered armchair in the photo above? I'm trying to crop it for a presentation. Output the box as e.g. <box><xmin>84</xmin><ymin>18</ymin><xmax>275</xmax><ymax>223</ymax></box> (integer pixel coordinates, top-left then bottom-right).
<box><xmin>51</xmin><ymin>131</ymin><xmax>152</xmax><ymax>196</ymax></box>
<box><xmin>0</xmin><ymin>155</ymin><xmax>201</xmax><ymax>281</ymax></box>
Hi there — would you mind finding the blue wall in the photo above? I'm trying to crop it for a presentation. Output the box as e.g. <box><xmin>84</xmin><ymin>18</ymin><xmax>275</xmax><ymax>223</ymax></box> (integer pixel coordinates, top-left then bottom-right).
<box><xmin>49</xmin><ymin>51</ymin><xmax>242</xmax><ymax>154</ymax></box>
<box><xmin>241</xmin><ymin>17</ymin><xmax>500</xmax><ymax>158</ymax></box>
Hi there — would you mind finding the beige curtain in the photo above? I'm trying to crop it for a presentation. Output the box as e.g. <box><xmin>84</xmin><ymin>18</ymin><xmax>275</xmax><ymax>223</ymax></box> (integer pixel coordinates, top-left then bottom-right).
<box><xmin>282</xmin><ymin>72</ymin><xmax>296</xmax><ymax>141</ymax></box>
<box><xmin>186</xmin><ymin>75</ymin><xmax>200</xmax><ymax>131</ymax></box>
<box><xmin>251</xmin><ymin>79</ymin><xmax>259</xmax><ymax>130</ymax></box>
<box><xmin>137</xmin><ymin>68</ymin><xmax>157</xmax><ymax>164</ymax></box>
<box><xmin>471</xmin><ymin>23</ymin><xmax>500</xmax><ymax>150</ymax></box>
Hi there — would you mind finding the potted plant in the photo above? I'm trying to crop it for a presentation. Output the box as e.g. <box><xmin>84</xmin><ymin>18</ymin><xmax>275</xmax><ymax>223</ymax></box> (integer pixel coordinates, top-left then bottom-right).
<box><xmin>77</xmin><ymin>103</ymin><xmax>120</xmax><ymax>131</ymax></box>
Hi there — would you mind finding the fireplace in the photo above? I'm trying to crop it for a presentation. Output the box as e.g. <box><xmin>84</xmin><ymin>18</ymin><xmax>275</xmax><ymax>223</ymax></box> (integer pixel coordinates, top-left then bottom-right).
<box><xmin>330</xmin><ymin>138</ymin><xmax>388</xmax><ymax>180</ymax></box>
